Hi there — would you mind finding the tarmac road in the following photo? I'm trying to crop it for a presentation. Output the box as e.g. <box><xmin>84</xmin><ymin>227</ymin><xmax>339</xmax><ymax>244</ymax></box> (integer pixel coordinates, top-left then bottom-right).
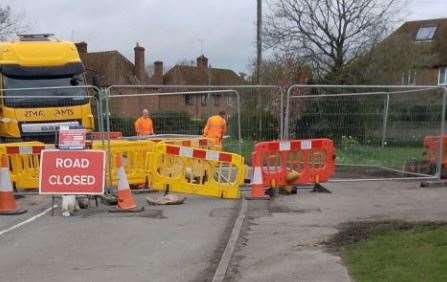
<box><xmin>0</xmin><ymin>193</ymin><xmax>239</xmax><ymax>282</ymax></box>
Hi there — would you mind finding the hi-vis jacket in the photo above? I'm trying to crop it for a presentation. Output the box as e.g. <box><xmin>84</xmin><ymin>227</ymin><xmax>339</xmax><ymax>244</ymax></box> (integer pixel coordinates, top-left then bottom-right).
<box><xmin>134</xmin><ymin>116</ymin><xmax>154</xmax><ymax>135</ymax></box>
<box><xmin>203</xmin><ymin>115</ymin><xmax>226</xmax><ymax>144</ymax></box>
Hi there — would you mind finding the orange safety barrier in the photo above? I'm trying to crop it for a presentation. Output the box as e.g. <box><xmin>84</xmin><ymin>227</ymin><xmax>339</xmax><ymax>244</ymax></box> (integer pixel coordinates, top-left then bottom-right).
<box><xmin>247</xmin><ymin>139</ymin><xmax>335</xmax><ymax>199</ymax></box>
<box><xmin>423</xmin><ymin>135</ymin><xmax>447</xmax><ymax>166</ymax></box>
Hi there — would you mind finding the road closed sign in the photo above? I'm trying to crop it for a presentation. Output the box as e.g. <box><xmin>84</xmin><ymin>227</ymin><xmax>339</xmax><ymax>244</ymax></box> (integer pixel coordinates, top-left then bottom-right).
<box><xmin>39</xmin><ymin>150</ymin><xmax>106</xmax><ymax>195</ymax></box>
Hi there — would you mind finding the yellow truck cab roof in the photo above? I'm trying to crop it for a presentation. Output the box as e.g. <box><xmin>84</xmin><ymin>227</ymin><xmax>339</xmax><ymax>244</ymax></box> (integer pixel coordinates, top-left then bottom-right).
<box><xmin>0</xmin><ymin>39</ymin><xmax>81</xmax><ymax>67</ymax></box>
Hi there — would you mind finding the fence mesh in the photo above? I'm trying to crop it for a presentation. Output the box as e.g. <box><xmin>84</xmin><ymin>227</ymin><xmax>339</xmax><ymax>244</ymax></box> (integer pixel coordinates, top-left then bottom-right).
<box><xmin>227</xmin><ymin>87</ymin><xmax>282</xmax><ymax>163</ymax></box>
<box><xmin>107</xmin><ymin>86</ymin><xmax>283</xmax><ymax>163</ymax></box>
<box><xmin>107</xmin><ymin>87</ymin><xmax>238</xmax><ymax>136</ymax></box>
<box><xmin>3</xmin><ymin>84</ymin><xmax>441</xmax><ymax>182</ymax></box>
<box><xmin>286</xmin><ymin>86</ymin><xmax>445</xmax><ymax>179</ymax></box>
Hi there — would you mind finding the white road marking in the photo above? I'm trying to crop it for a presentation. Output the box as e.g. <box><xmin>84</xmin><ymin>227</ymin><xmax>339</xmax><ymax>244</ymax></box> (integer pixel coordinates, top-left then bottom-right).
<box><xmin>0</xmin><ymin>205</ymin><xmax>57</xmax><ymax>237</ymax></box>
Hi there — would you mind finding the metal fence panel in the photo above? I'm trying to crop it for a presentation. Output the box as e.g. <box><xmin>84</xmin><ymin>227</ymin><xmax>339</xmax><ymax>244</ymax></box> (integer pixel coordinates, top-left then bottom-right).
<box><xmin>106</xmin><ymin>85</ymin><xmax>283</xmax><ymax>164</ymax></box>
<box><xmin>284</xmin><ymin>85</ymin><xmax>446</xmax><ymax>181</ymax></box>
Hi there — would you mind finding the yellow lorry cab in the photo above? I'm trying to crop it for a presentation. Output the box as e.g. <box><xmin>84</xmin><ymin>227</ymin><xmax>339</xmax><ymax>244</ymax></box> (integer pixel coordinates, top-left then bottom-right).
<box><xmin>0</xmin><ymin>34</ymin><xmax>94</xmax><ymax>141</ymax></box>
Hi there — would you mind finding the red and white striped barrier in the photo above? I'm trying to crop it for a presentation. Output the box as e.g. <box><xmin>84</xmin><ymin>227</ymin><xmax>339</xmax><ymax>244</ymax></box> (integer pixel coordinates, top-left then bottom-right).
<box><xmin>260</xmin><ymin>140</ymin><xmax>314</xmax><ymax>152</ymax></box>
<box><xmin>170</xmin><ymin>138</ymin><xmax>211</xmax><ymax>148</ymax></box>
<box><xmin>5</xmin><ymin>144</ymin><xmax>55</xmax><ymax>155</ymax></box>
<box><xmin>165</xmin><ymin>145</ymin><xmax>233</xmax><ymax>163</ymax></box>
<box><xmin>252</xmin><ymin>138</ymin><xmax>335</xmax><ymax>186</ymax></box>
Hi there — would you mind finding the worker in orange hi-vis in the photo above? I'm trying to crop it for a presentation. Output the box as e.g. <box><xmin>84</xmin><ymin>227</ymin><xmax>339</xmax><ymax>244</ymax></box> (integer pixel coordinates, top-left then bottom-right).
<box><xmin>203</xmin><ymin>111</ymin><xmax>227</xmax><ymax>146</ymax></box>
<box><xmin>134</xmin><ymin>109</ymin><xmax>154</xmax><ymax>136</ymax></box>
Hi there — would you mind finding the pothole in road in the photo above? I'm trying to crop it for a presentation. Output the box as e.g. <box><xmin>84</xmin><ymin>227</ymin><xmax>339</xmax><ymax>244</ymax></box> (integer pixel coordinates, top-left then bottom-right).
<box><xmin>78</xmin><ymin>208</ymin><xmax>166</xmax><ymax>219</ymax></box>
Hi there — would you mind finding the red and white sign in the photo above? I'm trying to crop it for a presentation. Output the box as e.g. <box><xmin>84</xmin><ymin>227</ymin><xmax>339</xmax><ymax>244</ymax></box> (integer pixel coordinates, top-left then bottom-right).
<box><xmin>58</xmin><ymin>129</ymin><xmax>87</xmax><ymax>150</ymax></box>
<box><xmin>39</xmin><ymin>150</ymin><xmax>106</xmax><ymax>195</ymax></box>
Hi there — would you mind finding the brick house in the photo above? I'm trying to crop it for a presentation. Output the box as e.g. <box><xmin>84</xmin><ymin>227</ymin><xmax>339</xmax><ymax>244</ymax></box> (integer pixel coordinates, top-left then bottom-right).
<box><xmin>162</xmin><ymin>55</ymin><xmax>245</xmax><ymax>118</ymax></box>
<box><xmin>381</xmin><ymin>18</ymin><xmax>447</xmax><ymax>85</ymax></box>
<box><xmin>75</xmin><ymin>42</ymin><xmax>159</xmax><ymax>117</ymax></box>
<box><xmin>75</xmin><ymin>42</ymin><xmax>244</xmax><ymax>118</ymax></box>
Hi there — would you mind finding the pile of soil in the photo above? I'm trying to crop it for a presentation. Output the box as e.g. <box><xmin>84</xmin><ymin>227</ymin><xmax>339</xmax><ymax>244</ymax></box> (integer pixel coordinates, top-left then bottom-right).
<box><xmin>324</xmin><ymin>220</ymin><xmax>447</xmax><ymax>250</ymax></box>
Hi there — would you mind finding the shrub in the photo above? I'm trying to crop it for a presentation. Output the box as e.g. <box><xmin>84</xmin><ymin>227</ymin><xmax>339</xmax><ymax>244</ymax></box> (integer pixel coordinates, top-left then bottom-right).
<box><xmin>229</xmin><ymin>112</ymin><xmax>279</xmax><ymax>140</ymax></box>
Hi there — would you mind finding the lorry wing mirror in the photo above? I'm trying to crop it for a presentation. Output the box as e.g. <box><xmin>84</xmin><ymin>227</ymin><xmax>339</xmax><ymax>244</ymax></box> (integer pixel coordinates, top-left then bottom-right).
<box><xmin>70</xmin><ymin>77</ymin><xmax>80</xmax><ymax>86</ymax></box>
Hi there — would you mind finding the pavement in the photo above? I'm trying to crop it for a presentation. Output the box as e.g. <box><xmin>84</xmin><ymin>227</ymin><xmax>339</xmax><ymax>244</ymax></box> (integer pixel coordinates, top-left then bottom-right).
<box><xmin>0</xmin><ymin>193</ymin><xmax>239</xmax><ymax>282</ymax></box>
<box><xmin>226</xmin><ymin>181</ymin><xmax>447</xmax><ymax>282</ymax></box>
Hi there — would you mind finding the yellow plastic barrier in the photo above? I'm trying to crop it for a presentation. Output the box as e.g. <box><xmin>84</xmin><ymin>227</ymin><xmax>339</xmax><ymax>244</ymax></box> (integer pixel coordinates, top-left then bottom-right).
<box><xmin>2</xmin><ymin>137</ymin><xmax>218</xmax><ymax>190</ymax></box>
<box><xmin>92</xmin><ymin>139</ymin><xmax>157</xmax><ymax>186</ymax></box>
<box><xmin>0</xmin><ymin>142</ymin><xmax>54</xmax><ymax>190</ymax></box>
<box><xmin>147</xmin><ymin>142</ymin><xmax>244</xmax><ymax>199</ymax></box>
<box><xmin>159</xmin><ymin>136</ymin><xmax>220</xmax><ymax>151</ymax></box>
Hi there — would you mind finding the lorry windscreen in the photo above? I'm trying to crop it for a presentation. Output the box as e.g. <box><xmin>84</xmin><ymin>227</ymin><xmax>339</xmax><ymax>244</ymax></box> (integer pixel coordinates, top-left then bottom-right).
<box><xmin>3</xmin><ymin>74</ymin><xmax>89</xmax><ymax>108</ymax></box>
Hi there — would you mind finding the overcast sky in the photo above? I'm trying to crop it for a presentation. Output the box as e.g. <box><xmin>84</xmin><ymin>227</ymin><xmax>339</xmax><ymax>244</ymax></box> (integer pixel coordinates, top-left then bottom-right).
<box><xmin>3</xmin><ymin>0</ymin><xmax>447</xmax><ymax>74</ymax></box>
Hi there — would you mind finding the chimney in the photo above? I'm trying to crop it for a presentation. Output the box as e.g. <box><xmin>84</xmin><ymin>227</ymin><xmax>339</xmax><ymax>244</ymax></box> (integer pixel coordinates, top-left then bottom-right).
<box><xmin>196</xmin><ymin>55</ymin><xmax>208</xmax><ymax>71</ymax></box>
<box><xmin>75</xmin><ymin>41</ymin><xmax>87</xmax><ymax>54</ymax></box>
<box><xmin>134</xmin><ymin>42</ymin><xmax>146</xmax><ymax>82</ymax></box>
<box><xmin>153</xmin><ymin>61</ymin><xmax>163</xmax><ymax>84</ymax></box>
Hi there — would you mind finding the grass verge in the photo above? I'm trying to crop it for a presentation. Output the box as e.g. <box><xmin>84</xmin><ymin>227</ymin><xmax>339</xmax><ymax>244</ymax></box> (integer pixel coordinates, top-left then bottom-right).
<box><xmin>327</xmin><ymin>221</ymin><xmax>447</xmax><ymax>282</ymax></box>
<box><xmin>224</xmin><ymin>138</ymin><xmax>426</xmax><ymax>169</ymax></box>
<box><xmin>337</xmin><ymin>145</ymin><xmax>425</xmax><ymax>169</ymax></box>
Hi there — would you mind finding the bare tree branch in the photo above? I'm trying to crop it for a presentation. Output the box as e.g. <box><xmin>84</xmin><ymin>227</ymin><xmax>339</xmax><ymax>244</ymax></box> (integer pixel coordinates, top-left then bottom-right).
<box><xmin>0</xmin><ymin>5</ymin><xmax>26</xmax><ymax>41</ymax></box>
<box><xmin>264</xmin><ymin>0</ymin><xmax>402</xmax><ymax>82</ymax></box>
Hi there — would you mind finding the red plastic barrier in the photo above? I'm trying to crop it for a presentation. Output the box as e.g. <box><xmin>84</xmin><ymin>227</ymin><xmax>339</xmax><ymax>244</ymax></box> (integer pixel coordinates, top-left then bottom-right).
<box><xmin>253</xmin><ymin>139</ymin><xmax>335</xmax><ymax>187</ymax></box>
<box><xmin>423</xmin><ymin>135</ymin><xmax>447</xmax><ymax>165</ymax></box>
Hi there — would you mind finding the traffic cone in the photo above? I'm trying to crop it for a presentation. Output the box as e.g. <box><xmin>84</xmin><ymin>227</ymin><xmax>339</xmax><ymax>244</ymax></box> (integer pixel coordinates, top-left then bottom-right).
<box><xmin>109</xmin><ymin>154</ymin><xmax>144</xmax><ymax>213</ymax></box>
<box><xmin>0</xmin><ymin>155</ymin><xmax>27</xmax><ymax>215</ymax></box>
<box><xmin>246</xmin><ymin>154</ymin><xmax>270</xmax><ymax>200</ymax></box>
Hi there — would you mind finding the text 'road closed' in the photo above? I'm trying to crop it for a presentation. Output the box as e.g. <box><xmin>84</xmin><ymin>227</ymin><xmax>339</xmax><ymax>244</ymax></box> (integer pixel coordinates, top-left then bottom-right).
<box><xmin>39</xmin><ymin>150</ymin><xmax>105</xmax><ymax>195</ymax></box>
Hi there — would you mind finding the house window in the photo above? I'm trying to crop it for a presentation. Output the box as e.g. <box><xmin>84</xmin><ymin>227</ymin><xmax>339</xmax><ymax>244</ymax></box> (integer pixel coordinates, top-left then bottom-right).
<box><xmin>415</xmin><ymin>26</ymin><xmax>437</xmax><ymax>41</ymax></box>
<box><xmin>401</xmin><ymin>70</ymin><xmax>416</xmax><ymax>85</ymax></box>
<box><xmin>185</xmin><ymin>95</ymin><xmax>193</xmax><ymax>105</ymax></box>
<box><xmin>201</xmin><ymin>94</ymin><xmax>208</xmax><ymax>106</ymax></box>
<box><xmin>439</xmin><ymin>67</ymin><xmax>447</xmax><ymax>85</ymax></box>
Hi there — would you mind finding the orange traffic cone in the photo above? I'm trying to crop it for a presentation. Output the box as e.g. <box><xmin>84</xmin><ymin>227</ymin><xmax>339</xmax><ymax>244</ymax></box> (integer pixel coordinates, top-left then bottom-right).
<box><xmin>109</xmin><ymin>154</ymin><xmax>144</xmax><ymax>213</ymax></box>
<box><xmin>0</xmin><ymin>155</ymin><xmax>27</xmax><ymax>215</ymax></box>
<box><xmin>246</xmin><ymin>154</ymin><xmax>270</xmax><ymax>200</ymax></box>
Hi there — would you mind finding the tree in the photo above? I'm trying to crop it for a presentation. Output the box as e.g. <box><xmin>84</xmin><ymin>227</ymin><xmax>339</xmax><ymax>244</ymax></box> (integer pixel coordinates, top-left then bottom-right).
<box><xmin>0</xmin><ymin>5</ymin><xmax>24</xmax><ymax>41</ymax></box>
<box><xmin>345</xmin><ymin>33</ymin><xmax>435</xmax><ymax>84</ymax></box>
<box><xmin>264</xmin><ymin>0</ymin><xmax>402</xmax><ymax>82</ymax></box>
<box><xmin>256</xmin><ymin>53</ymin><xmax>310</xmax><ymax>86</ymax></box>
